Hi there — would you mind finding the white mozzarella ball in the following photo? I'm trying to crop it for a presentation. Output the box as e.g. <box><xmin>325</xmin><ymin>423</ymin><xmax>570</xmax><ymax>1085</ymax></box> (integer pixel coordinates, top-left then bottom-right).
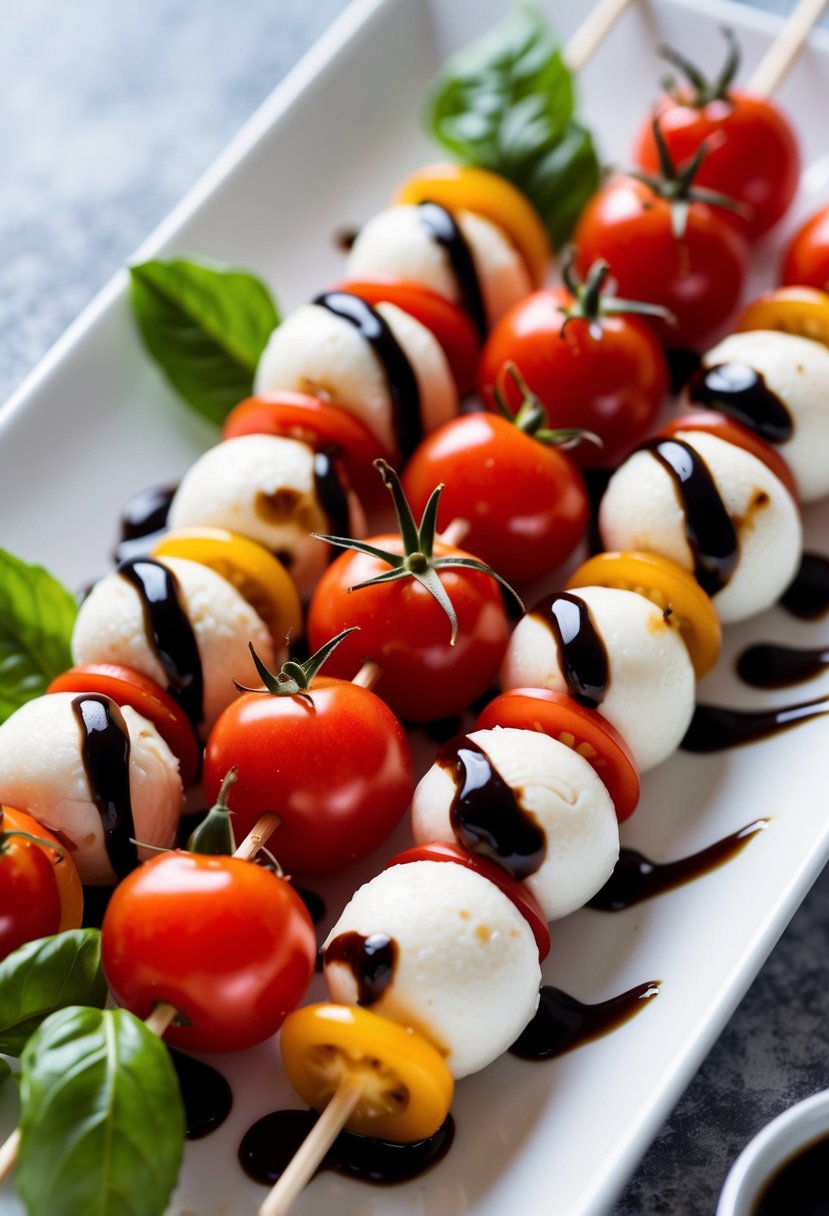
<box><xmin>0</xmin><ymin>694</ymin><xmax>182</xmax><ymax>885</ymax></box>
<box><xmin>501</xmin><ymin>586</ymin><xmax>695</xmax><ymax>772</ymax></box>
<box><xmin>411</xmin><ymin>726</ymin><xmax>619</xmax><ymax>921</ymax></box>
<box><xmin>324</xmin><ymin>860</ymin><xmax>541</xmax><ymax>1079</ymax></box>
<box><xmin>72</xmin><ymin>556</ymin><xmax>273</xmax><ymax>735</ymax></box>
<box><xmin>254</xmin><ymin>299</ymin><xmax>456</xmax><ymax>458</ymax></box>
<box><xmin>692</xmin><ymin>330</ymin><xmax>829</xmax><ymax>501</ymax></box>
<box><xmin>599</xmin><ymin>431</ymin><xmax>802</xmax><ymax>623</ymax></box>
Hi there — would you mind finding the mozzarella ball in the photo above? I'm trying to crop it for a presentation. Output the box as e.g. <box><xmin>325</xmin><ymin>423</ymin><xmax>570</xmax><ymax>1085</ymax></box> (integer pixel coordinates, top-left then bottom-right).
<box><xmin>0</xmin><ymin>694</ymin><xmax>182</xmax><ymax>885</ymax></box>
<box><xmin>501</xmin><ymin>586</ymin><xmax>695</xmax><ymax>772</ymax></box>
<box><xmin>324</xmin><ymin>860</ymin><xmax>541</xmax><ymax>1079</ymax></box>
<box><xmin>347</xmin><ymin>205</ymin><xmax>532</xmax><ymax>330</ymax></box>
<box><xmin>690</xmin><ymin>330</ymin><xmax>829</xmax><ymax>501</ymax></box>
<box><xmin>412</xmin><ymin>727</ymin><xmax>619</xmax><ymax>921</ymax></box>
<box><xmin>254</xmin><ymin>299</ymin><xmax>456</xmax><ymax>458</ymax></box>
<box><xmin>168</xmin><ymin>434</ymin><xmax>363</xmax><ymax>598</ymax></box>
<box><xmin>72</xmin><ymin>556</ymin><xmax>273</xmax><ymax>735</ymax></box>
<box><xmin>599</xmin><ymin>431</ymin><xmax>802</xmax><ymax>623</ymax></box>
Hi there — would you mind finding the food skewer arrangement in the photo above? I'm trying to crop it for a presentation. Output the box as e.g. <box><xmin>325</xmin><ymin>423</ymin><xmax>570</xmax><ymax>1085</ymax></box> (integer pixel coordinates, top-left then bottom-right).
<box><xmin>3</xmin><ymin>1</ymin><xmax>829</xmax><ymax>1214</ymax></box>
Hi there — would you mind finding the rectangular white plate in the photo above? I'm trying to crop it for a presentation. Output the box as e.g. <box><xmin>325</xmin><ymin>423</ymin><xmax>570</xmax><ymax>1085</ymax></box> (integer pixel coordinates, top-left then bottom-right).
<box><xmin>2</xmin><ymin>0</ymin><xmax>829</xmax><ymax>1213</ymax></box>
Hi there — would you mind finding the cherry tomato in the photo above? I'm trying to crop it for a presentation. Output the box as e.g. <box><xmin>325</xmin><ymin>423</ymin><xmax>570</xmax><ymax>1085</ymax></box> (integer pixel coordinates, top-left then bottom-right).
<box><xmin>203</xmin><ymin>677</ymin><xmax>413</xmax><ymax>873</ymax></box>
<box><xmin>737</xmin><ymin>286</ymin><xmax>829</xmax><ymax>350</ymax></box>
<box><xmin>333</xmin><ymin>279</ymin><xmax>480</xmax><ymax>395</ymax></box>
<box><xmin>102</xmin><ymin>850</ymin><xmax>316</xmax><ymax>1053</ymax></box>
<box><xmin>475</xmin><ymin>690</ymin><xmax>641</xmax><ymax>822</ymax></box>
<box><xmin>781</xmin><ymin>204</ymin><xmax>829</xmax><ymax>292</ymax></box>
<box><xmin>573</xmin><ymin>177</ymin><xmax>748</xmax><ymax>349</ymax></box>
<box><xmin>387</xmin><ymin>842</ymin><xmax>550</xmax><ymax>960</ymax></box>
<box><xmin>0</xmin><ymin>805</ymin><xmax>83</xmax><ymax>960</ymax></box>
<box><xmin>479</xmin><ymin>285</ymin><xmax>669</xmax><ymax>468</ymax></box>
<box><xmin>661</xmin><ymin>411</ymin><xmax>800</xmax><ymax>504</ymax></box>
<box><xmin>48</xmin><ymin>663</ymin><xmax>201</xmax><ymax>787</ymax></box>
<box><xmin>307</xmin><ymin>536</ymin><xmax>510</xmax><ymax>722</ymax></box>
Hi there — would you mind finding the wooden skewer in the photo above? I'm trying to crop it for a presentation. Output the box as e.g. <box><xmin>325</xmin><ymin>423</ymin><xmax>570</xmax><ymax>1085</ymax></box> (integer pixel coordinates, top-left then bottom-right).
<box><xmin>748</xmin><ymin>0</ymin><xmax>828</xmax><ymax>97</ymax></box>
<box><xmin>0</xmin><ymin>1129</ymin><xmax>20</xmax><ymax>1186</ymax></box>
<box><xmin>564</xmin><ymin>0</ymin><xmax>639</xmax><ymax>73</ymax></box>
<box><xmin>234</xmin><ymin>813</ymin><xmax>282</xmax><ymax>862</ymax></box>
<box><xmin>351</xmin><ymin>659</ymin><xmax>382</xmax><ymax>691</ymax></box>
<box><xmin>438</xmin><ymin>517</ymin><xmax>470</xmax><ymax>547</ymax></box>
<box><xmin>257</xmin><ymin>1080</ymin><xmax>364</xmax><ymax>1216</ymax></box>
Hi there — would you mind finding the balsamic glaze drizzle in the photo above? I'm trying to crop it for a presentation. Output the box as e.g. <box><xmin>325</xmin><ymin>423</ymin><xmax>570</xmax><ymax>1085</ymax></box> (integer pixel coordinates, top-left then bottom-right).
<box><xmin>780</xmin><ymin>552</ymin><xmax>829</xmax><ymax>620</ymax></box>
<box><xmin>531</xmin><ymin>591</ymin><xmax>609</xmax><ymax>708</ymax></box>
<box><xmin>323</xmin><ymin>932</ymin><xmax>398</xmax><ymax>1006</ymax></box>
<box><xmin>687</xmin><ymin>362</ymin><xmax>793</xmax><ymax>445</ymax></box>
<box><xmin>312</xmin><ymin>447</ymin><xmax>351</xmax><ymax>548</ymax></box>
<box><xmin>417</xmin><ymin>201</ymin><xmax>488</xmax><ymax>341</ymax></box>
<box><xmin>169</xmin><ymin>1049</ymin><xmax>233</xmax><ymax>1139</ymax></box>
<box><xmin>737</xmin><ymin>642</ymin><xmax>829</xmax><ymax>690</ymax></box>
<box><xmin>682</xmin><ymin>697</ymin><xmax>829</xmax><ymax>752</ymax></box>
<box><xmin>72</xmin><ymin>694</ymin><xmax>137</xmax><ymax>879</ymax></box>
<box><xmin>114</xmin><ymin>484</ymin><xmax>176</xmax><ymax>565</ymax></box>
<box><xmin>510</xmin><ymin>982</ymin><xmax>660</xmax><ymax>1060</ymax></box>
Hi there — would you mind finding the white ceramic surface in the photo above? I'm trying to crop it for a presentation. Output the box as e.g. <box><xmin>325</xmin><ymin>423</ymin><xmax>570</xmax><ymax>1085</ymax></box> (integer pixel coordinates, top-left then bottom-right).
<box><xmin>2</xmin><ymin>1</ymin><xmax>829</xmax><ymax>1214</ymax></box>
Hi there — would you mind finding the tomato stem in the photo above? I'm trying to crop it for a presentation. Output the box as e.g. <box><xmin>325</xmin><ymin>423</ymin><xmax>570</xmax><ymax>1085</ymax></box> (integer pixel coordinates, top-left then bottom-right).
<box><xmin>187</xmin><ymin>767</ymin><xmax>238</xmax><ymax>855</ymax></box>
<box><xmin>0</xmin><ymin>829</ymin><xmax>65</xmax><ymax>857</ymax></box>
<box><xmin>234</xmin><ymin>628</ymin><xmax>360</xmax><ymax>700</ymax></box>
<box><xmin>658</xmin><ymin>27</ymin><xmax>740</xmax><ymax>107</ymax></box>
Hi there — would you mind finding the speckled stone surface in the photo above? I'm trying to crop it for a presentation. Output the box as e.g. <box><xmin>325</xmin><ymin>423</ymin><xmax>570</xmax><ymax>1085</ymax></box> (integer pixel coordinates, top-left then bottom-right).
<box><xmin>2</xmin><ymin>2</ymin><xmax>828</xmax><ymax>1214</ymax></box>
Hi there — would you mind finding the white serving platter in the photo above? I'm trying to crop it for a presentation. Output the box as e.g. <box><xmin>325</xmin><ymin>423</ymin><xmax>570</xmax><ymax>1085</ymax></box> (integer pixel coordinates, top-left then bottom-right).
<box><xmin>2</xmin><ymin>0</ymin><xmax>829</xmax><ymax>1213</ymax></box>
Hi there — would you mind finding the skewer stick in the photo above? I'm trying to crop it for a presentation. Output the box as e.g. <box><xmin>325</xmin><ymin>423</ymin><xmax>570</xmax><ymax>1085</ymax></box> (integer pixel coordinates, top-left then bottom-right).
<box><xmin>748</xmin><ymin>0</ymin><xmax>828</xmax><ymax>97</ymax></box>
<box><xmin>234</xmin><ymin>813</ymin><xmax>282</xmax><ymax>862</ymax></box>
<box><xmin>438</xmin><ymin>518</ymin><xmax>470</xmax><ymax>548</ymax></box>
<box><xmin>351</xmin><ymin>659</ymin><xmax>382</xmax><ymax>691</ymax></box>
<box><xmin>0</xmin><ymin>1130</ymin><xmax>20</xmax><ymax>1185</ymax></box>
<box><xmin>257</xmin><ymin>1079</ymin><xmax>364</xmax><ymax>1216</ymax></box>
<box><xmin>564</xmin><ymin>0</ymin><xmax>638</xmax><ymax>73</ymax></box>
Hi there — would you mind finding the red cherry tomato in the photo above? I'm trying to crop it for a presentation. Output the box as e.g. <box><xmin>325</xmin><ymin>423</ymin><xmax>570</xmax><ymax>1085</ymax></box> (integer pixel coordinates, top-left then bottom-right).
<box><xmin>48</xmin><ymin>664</ymin><xmax>200</xmax><ymax>788</ymax></box>
<box><xmin>573</xmin><ymin>178</ymin><xmax>748</xmax><ymax>349</ymax></box>
<box><xmin>479</xmin><ymin>288</ymin><xmax>669</xmax><ymax>468</ymax></box>
<box><xmin>387</xmin><ymin>842</ymin><xmax>551</xmax><ymax>960</ymax></box>
<box><xmin>474</xmin><ymin>689</ymin><xmax>640</xmax><ymax>823</ymax></box>
<box><xmin>781</xmin><ymin>204</ymin><xmax>829</xmax><ymax>292</ymax></box>
<box><xmin>222</xmin><ymin>391</ymin><xmax>388</xmax><ymax>512</ymax></box>
<box><xmin>102</xmin><ymin>850</ymin><xmax>316</xmax><ymax>1053</ymax></box>
<box><xmin>402</xmin><ymin>413</ymin><xmax>588</xmax><ymax>583</ymax></box>
<box><xmin>0</xmin><ymin>805</ymin><xmax>85</xmax><ymax>960</ymax></box>
<box><xmin>661</xmin><ymin>411</ymin><xmax>800</xmax><ymax>504</ymax></box>
<box><xmin>306</xmin><ymin>537</ymin><xmax>510</xmax><ymax>722</ymax></box>
<box><xmin>203</xmin><ymin>677</ymin><xmax>413</xmax><ymax>873</ymax></box>
<box><xmin>334</xmin><ymin>279</ymin><xmax>480</xmax><ymax>395</ymax></box>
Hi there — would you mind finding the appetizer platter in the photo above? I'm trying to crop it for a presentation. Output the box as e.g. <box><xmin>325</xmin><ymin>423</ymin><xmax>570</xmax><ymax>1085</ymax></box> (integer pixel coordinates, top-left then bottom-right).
<box><xmin>2</xmin><ymin>0</ymin><xmax>829</xmax><ymax>1214</ymax></box>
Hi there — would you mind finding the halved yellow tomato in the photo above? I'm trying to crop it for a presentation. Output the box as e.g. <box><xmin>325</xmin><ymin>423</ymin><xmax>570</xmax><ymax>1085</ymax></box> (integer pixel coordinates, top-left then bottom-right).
<box><xmin>736</xmin><ymin>286</ymin><xmax>829</xmax><ymax>348</ymax></box>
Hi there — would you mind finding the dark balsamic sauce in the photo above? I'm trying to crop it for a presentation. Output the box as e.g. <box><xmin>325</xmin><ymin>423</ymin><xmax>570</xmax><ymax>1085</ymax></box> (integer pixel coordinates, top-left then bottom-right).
<box><xmin>753</xmin><ymin>1131</ymin><xmax>829</xmax><ymax>1216</ymax></box>
<box><xmin>169</xmin><ymin>1049</ymin><xmax>233</xmax><ymax>1139</ymax></box>
<box><xmin>312</xmin><ymin>447</ymin><xmax>351</xmax><ymax>553</ymax></box>
<box><xmin>643</xmin><ymin>438</ymin><xmax>739</xmax><ymax>597</ymax></box>
<box><xmin>687</xmin><ymin>362</ymin><xmax>793</xmax><ymax>445</ymax></box>
<box><xmin>114</xmin><ymin>484</ymin><xmax>176</xmax><ymax>564</ymax></box>
<box><xmin>417</xmin><ymin>201</ymin><xmax>488</xmax><ymax>341</ymax></box>
<box><xmin>72</xmin><ymin>694</ymin><xmax>137</xmax><ymax>879</ymax></box>
<box><xmin>295</xmin><ymin>887</ymin><xmax>326</xmax><ymax>926</ymax></box>
<box><xmin>117</xmin><ymin>557</ymin><xmax>204</xmax><ymax>729</ymax></box>
<box><xmin>531</xmin><ymin>591</ymin><xmax>609</xmax><ymax>709</ymax></box>
<box><xmin>313</xmin><ymin>291</ymin><xmax>422</xmax><ymax>459</ymax></box>
<box><xmin>334</xmin><ymin>226</ymin><xmax>359</xmax><ymax>253</ymax></box>
<box><xmin>588</xmin><ymin>821</ymin><xmax>768</xmax><ymax>911</ymax></box>
<box><xmin>239</xmin><ymin>1110</ymin><xmax>455</xmax><ymax>1187</ymax></box>
<box><xmin>323</xmin><ymin>932</ymin><xmax>398</xmax><ymax>1006</ymax></box>
<box><xmin>737</xmin><ymin>642</ymin><xmax>829</xmax><ymax>690</ymax></box>
<box><xmin>510</xmin><ymin>982</ymin><xmax>660</xmax><ymax>1060</ymax></box>
<box><xmin>437</xmin><ymin>734</ymin><xmax>546</xmax><ymax>880</ymax></box>
<box><xmin>780</xmin><ymin>552</ymin><xmax>829</xmax><ymax>620</ymax></box>
<box><xmin>682</xmin><ymin>698</ymin><xmax>829</xmax><ymax>752</ymax></box>
<box><xmin>666</xmin><ymin>347</ymin><xmax>702</xmax><ymax>396</ymax></box>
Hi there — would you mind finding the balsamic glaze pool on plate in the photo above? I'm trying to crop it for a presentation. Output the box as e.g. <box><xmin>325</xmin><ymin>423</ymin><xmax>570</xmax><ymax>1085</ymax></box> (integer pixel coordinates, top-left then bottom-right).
<box><xmin>780</xmin><ymin>552</ymin><xmax>829</xmax><ymax>620</ymax></box>
<box><xmin>682</xmin><ymin>698</ymin><xmax>829</xmax><ymax>752</ymax></box>
<box><xmin>510</xmin><ymin>982</ymin><xmax>660</xmax><ymax>1061</ymax></box>
<box><xmin>169</xmin><ymin>1049</ymin><xmax>233</xmax><ymax>1139</ymax></box>
<box><xmin>737</xmin><ymin>642</ymin><xmax>829</xmax><ymax>690</ymax></box>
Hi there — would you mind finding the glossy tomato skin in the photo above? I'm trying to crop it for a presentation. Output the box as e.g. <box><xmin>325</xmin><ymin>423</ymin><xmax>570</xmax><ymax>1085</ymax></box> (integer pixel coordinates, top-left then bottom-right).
<box><xmin>781</xmin><ymin>204</ymin><xmax>829</xmax><ymax>292</ymax></box>
<box><xmin>479</xmin><ymin>288</ymin><xmax>669</xmax><ymax>469</ymax></box>
<box><xmin>307</xmin><ymin>539</ymin><xmax>510</xmax><ymax>722</ymax></box>
<box><xmin>633</xmin><ymin>94</ymin><xmax>799</xmax><ymax>242</ymax></box>
<box><xmin>102</xmin><ymin>851</ymin><xmax>316</xmax><ymax>1053</ymax></box>
<box><xmin>573</xmin><ymin>178</ymin><xmax>748</xmax><ymax>350</ymax></box>
<box><xmin>0</xmin><ymin>806</ymin><xmax>83</xmax><ymax>960</ymax></box>
<box><xmin>402</xmin><ymin>414</ymin><xmax>588</xmax><ymax>583</ymax></box>
<box><xmin>203</xmin><ymin>677</ymin><xmax>413</xmax><ymax>872</ymax></box>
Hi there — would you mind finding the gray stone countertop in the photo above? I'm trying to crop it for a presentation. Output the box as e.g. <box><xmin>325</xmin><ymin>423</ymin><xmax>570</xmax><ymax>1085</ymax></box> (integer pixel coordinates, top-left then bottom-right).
<box><xmin>1</xmin><ymin>1</ymin><xmax>827</xmax><ymax>1213</ymax></box>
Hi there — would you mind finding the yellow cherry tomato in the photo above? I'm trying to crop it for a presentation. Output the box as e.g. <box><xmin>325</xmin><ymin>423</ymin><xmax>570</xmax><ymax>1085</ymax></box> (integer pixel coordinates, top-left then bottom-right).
<box><xmin>152</xmin><ymin>527</ymin><xmax>302</xmax><ymax>645</ymax></box>
<box><xmin>394</xmin><ymin>163</ymin><xmax>551</xmax><ymax>287</ymax></box>
<box><xmin>280</xmin><ymin>1003</ymin><xmax>454</xmax><ymax>1143</ymax></box>
<box><xmin>736</xmin><ymin>286</ymin><xmax>829</xmax><ymax>348</ymax></box>
<box><xmin>565</xmin><ymin>551</ymin><xmax>722</xmax><ymax>678</ymax></box>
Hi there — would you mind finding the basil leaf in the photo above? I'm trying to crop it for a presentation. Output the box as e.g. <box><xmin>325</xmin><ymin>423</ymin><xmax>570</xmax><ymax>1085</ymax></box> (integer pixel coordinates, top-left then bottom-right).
<box><xmin>130</xmin><ymin>257</ymin><xmax>279</xmax><ymax>427</ymax></box>
<box><xmin>0</xmin><ymin>548</ymin><xmax>77</xmax><ymax>724</ymax></box>
<box><xmin>0</xmin><ymin>930</ymin><xmax>107</xmax><ymax>1057</ymax></box>
<box><xmin>18</xmin><ymin>1007</ymin><xmax>185</xmax><ymax>1216</ymax></box>
<box><xmin>427</xmin><ymin>6</ymin><xmax>600</xmax><ymax>247</ymax></box>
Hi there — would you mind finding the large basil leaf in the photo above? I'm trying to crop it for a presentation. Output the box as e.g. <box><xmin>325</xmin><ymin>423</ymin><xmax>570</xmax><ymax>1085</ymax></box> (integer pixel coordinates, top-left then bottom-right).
<box><xmin>427</xmin><ymin>6</ymin><xmax>600</xmax><ymax>247</ymax></box>
<box><xmin>0</xmin><ymin>930</ymin><xmax>107</xmax><ymax>1057</ymax></box>
<box><xmin>0</xmin><ymin>549</ymin><xmax>77</xmax><ymax>724</ymax></box>
<box><xmin>18</xmin><ymin>1006</ymin><xmax>185</xmax><ymax>1216</ymax></box>
<box><xmin>130</xmin><ymin>257</ymin><xmax>279</xmax><ymax>426</ymax></box>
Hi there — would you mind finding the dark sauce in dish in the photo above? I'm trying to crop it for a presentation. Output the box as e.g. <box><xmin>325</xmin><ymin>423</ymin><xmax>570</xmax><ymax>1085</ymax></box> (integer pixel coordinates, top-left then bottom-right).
<box><xmin>682</xmin><ymin>698</ymin><xmax>829</xmax><ymax>752</ymax></box>
<box><xmin>780</xmin><ymin>552</ymin><xmax>829</xmax><ymax>620</ymax></box>
<box><xmin>531</xmin><ymin>591</ymin><xmax>609</xmax><ymax>709</ymax></box>
<box><xmin>437</xmin><ymin>734</ymin><xmax>546</xmax><ymax>880</ymax></box>
<box><xmin>72</xmin><ymin>693</ymin><xmax>137</xmax><ymax>879</ymax></box>
<box><xmin>686</xmin><ymin>362</ymin><xmax>793</xmax><ymax>445</ymax></box>
<box><xmin>169</xmin><ymin>1049</ymin><xmax>233</xmax><ymax>1139</ymax></box>
<box><xmin>737</xmin><ymin>642</ymin><xmax>829</xmax><ymax>690</ymax></box>
<box><xmin>417</xmin><ymin>201</ymin><xmax>488</xmax><ymax>341</ymax></box>
<box><xmin>510</xmin><ymin>982</ymin><xmax>660</xmax><ymax>1060</ymax></box>
<box><xmin>753</xmin><ymin>1131</ymin><xmax>829</xmax><ymax>1216</ymax></box>
<box><xmin>588</xmin><ymin>821</ymin><xmax>768</xmax><ymax>911</ymax></box>
<box><xmin>239</xmin><ymin>1110</ymin><xmax>455</xmax><ymax>1186</ymax></box>
<box><xmin>312</xmin><ymin>447</ymin><xmax>351</xmax><ymax>549</ymax></box>
<box><xmin>323</xmin><ymin>933</ymin><xmax>398</xmax><ymax>1006</ymax></box>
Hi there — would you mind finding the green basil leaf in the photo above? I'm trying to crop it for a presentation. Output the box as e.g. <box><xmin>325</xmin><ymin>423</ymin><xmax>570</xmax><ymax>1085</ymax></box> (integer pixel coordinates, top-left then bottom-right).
<box><xmin>130</xmin><ymin>257</ymin><xmax>280</xmax><ymax>427</ymax></box>
<box><xmin>0</xmin><ymin>549</ymin><xmax>77</xmax><ymax>724</ymax></box>
<box><xmin>427</xmin><ymin>5</ymin><xmax>600</xmax><ymax>247</ymax></box>
<box><xmin>0</xmin><ymin>930</ymin><xmax>108</xmax><ymax>1057</ymax></box>
<box><xmin>18</xmin><ymin>1007</ymin><xmax>185</xmax><ymax>1216</ymax></box>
